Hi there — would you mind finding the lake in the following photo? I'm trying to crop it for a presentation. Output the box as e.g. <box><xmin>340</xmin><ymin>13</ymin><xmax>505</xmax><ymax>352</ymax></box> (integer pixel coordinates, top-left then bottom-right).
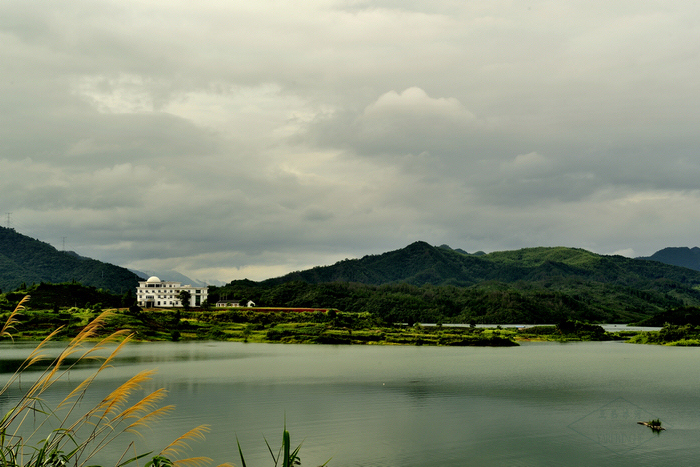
<box><xmin>1</xmin><ymin>340</ymin><xmax>699</xmax><ymax>466</ymax></box>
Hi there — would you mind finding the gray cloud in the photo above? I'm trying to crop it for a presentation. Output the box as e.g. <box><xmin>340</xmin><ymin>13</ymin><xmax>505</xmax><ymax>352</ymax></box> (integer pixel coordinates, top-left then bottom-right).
<box><xmin>3</xmin><ymin>0</ymin><xmax>700</xmax><ymax>281</ymax></box>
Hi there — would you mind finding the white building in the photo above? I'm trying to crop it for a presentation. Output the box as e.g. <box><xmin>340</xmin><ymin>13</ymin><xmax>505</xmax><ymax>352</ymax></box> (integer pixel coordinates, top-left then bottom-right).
<box><xmin>136</xmin><ymin>276</ymin><xmax>208</xmax><ymax>308</ymax></box>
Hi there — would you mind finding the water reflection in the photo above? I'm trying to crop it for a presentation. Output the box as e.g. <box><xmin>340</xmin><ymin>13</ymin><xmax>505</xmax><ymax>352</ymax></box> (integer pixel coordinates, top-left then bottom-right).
<box><xmin>0</xmin><ymin>341</ymin><xmax>698</xmax><ymax>466</ymax></box>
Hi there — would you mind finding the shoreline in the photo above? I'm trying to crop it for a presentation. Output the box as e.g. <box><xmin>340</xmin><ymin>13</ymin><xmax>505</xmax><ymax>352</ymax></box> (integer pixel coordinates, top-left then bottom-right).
<box><xmin>3</xmin><ymin>306</ymin><xmax>694</xmax><ymax>347</ymax></box>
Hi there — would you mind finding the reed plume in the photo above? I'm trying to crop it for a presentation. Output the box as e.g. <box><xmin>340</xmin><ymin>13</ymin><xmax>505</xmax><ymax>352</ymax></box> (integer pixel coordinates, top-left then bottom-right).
<box><xmin>0</xmin><ymin>296</ymin><xmax>219</xmax><ymax>467</ymax></box>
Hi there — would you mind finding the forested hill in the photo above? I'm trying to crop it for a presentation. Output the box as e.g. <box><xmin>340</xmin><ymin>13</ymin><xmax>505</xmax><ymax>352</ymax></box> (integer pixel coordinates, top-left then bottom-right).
<box><xmin>637</xmin><ymin>247</ymin><xmax>700</xmax><ymax>271</ymax></box>
<box><xmin>263</xmin><ymin>241</ymin><xmax>700</xmax><ymax>288</ymax></box>
<box><xmin>0</xmin><ymin>227</ymin><xmax>142</xmax><ymax>293</ymax></box>
<box><xmin>215</xmin><ymin>242</ymin><xmax>700</xmax><ymax>324</ymax></box>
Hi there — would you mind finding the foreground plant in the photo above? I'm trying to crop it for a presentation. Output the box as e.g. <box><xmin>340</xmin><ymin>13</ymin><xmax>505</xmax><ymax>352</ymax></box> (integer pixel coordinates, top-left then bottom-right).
<box><xmin>0</xmin><ymin>296</ymin><xmax>227</xmax><ymax>467</ymax></box>
<box><xmin>236</xmin><ymin>424</ymin><xmax>330</xmax><ymax>467</ymax></box>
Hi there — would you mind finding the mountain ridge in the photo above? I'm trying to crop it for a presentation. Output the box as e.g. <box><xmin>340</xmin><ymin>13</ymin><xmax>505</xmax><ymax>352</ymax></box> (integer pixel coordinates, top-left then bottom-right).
<box><xmin>0</xmin><ymin>227</ymin><xmax>142</xmax><ymax>293</ymax></box>
<box><xmin>637</xmin><ymin>246</ymin><xmax>700</xmax><ymax>271</ymax></box>
<box><xmin>212</xmin><ymin>241</ymin><xmax>700</xmax><ymax>324</ymax></box>
<box><xmin>260</xmin><ymin>241</ymin><xmax>700</xmax><ymax>288</ymax></box>
<box><xmin>6</xmin><ymin>225</ymin><xmax>700</xmax><ymax>325</ymax></box>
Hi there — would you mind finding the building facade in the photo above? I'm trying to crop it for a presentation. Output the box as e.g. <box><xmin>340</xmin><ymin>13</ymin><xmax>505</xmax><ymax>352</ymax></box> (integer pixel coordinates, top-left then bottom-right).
<box><xmin>136</xmin><ymin>276</ymin><xmax>208</xmax><ymax>308</ymax></box>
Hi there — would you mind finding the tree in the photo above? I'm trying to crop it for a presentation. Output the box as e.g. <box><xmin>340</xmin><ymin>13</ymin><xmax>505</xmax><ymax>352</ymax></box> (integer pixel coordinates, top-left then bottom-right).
<box><xmin>121</xmin><ymin>289</ymin><xmax>135</xmax><ymax>308</ymax></box>
<box><xmin>178</xmin><ymin>290</ymin><xmax>192</xmax><ymax>311</ymax></box>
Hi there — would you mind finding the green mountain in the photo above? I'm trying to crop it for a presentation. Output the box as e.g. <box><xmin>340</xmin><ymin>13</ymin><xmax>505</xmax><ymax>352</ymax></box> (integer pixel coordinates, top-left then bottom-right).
<box><xmin>0</xmin><ymin>227</ymin><xmax>143</xmax><ymax>293</ymax></box>
<box><xmin>214</xmin><ymin>242</ymin><xmax>700</xmax><ymax>324</ymax></box>
<box><xmin>263</xmin><ymin>241</ymin><xmax>700</xmax><ymax>288</ymax></box>
<box><xmin>638</xmin><ymin>247</ymin><xmax>700</xmax><ymax>271</ymax></box>
<box><xmin>3</xmin><ymin>281</ymin><xmax>130</xmax><ymax>311</ymax></box>
<box><xmin>6</xmin><ymin>228</ymin><xmax>700</xmax><ymax>325</ymax></box>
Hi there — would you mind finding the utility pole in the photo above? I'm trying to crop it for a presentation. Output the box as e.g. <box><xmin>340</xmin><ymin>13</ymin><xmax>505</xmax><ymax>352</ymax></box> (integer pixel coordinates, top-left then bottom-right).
<box><xmin>5</xmin><ymin>213</ymin><xmax>11</xmax><ymax>229</ymax></box>
<box><xmin>62</xmin><ymin>237</ymin><xmax>66</xmax><ymax>251</ymax></box>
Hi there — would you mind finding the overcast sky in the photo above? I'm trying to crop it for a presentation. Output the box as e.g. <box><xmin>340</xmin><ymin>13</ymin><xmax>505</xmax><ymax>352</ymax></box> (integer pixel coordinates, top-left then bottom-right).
<box><xmin>3</xmin><ymin>0</ymin><xmax>700</xmax><ymax>283</ymax></box>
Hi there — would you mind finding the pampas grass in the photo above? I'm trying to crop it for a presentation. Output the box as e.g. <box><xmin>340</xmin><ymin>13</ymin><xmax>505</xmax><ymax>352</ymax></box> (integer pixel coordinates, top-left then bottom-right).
<box><xmin>0</xmin><ymin>296</ymin><xmax>221</xmax><ymax>467</ymax></box>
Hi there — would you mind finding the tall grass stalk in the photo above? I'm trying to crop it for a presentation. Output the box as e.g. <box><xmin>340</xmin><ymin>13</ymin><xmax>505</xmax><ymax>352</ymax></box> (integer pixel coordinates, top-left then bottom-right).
<box><xmin>237</xmin><ymin>422</ymin><xmax>330</xmax><ymax>467</ymax></box>
<box><xmin>0</xmin><ymin>296</ymin><xmax>226</xmax><ymax>467</ymax></box>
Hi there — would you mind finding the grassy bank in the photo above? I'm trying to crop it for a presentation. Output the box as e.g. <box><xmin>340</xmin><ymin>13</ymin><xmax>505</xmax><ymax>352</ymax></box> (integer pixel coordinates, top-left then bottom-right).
<box><xmin>5</xmin><ymin>303</ymin><xmax>660</xmax><ymax>346</ymax></box>
<box><xmin>2</xmin><ymin>305</ymin><xmax>522</xmax><ymax>346</ymax></box>
<box><xmin>626</xmin><ymin>323</ymin><xmax>700</xmax><ymax>346</ymax></box>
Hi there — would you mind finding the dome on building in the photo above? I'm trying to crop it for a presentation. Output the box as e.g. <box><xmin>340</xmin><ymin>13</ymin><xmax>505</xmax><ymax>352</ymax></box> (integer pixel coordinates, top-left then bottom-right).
<box><xmin>146</xmin><ymin>276</ymin><xmax>161</xmax><ymax>283</ymax></box>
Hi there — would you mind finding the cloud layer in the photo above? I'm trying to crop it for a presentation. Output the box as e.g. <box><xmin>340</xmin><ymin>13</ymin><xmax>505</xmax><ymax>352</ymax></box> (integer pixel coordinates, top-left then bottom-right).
<box><xmin>3</xmin><ymin>0</ymin><xmax>700</xmax><ymax>281</ymax></box>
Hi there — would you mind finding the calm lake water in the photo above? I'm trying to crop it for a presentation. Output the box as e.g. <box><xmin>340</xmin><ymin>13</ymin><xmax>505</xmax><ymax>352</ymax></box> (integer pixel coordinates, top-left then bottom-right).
<box><xmin>1</xmin><ymin>340</ymin><xmax>699</xmax><ymax>466</ymax></box>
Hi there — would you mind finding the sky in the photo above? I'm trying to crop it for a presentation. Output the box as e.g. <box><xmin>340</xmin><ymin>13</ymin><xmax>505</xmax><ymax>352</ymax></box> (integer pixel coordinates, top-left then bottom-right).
<box><xmin>2</xmin><ymin>0</ymin><xmax>700</xmax><ymax>283</ymax></box>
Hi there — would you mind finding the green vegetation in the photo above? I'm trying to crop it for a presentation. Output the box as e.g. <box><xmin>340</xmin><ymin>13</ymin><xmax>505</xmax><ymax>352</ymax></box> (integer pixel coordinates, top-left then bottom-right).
<box><xmin>209</xmin><ymin>242</ymin><xmax>700</xmax><ymax>326</ymax></box>
<box><xmin>0</xmin><ymin>281</ymin><xmax>673</xmax><ymax>346</ymax></box>
<box><xmin>0</xmin><ymin>226</ymin><xmax>141</xmax><ymax>294</ymax></box>
<box><xmin>628</xmin><ymin>323</ymin><xmax>700</xmax><ymax>346</ymax></box>
<box><xmin>638</xmin><ymin>246</ymin><xmax>700</xmax><ymax>271</ymax></box>
<box><xmin>236</xmin><ymin>424</ymin><xmax>330</xmax><ymax>467</ymax></box>
<box><xmin>0</xmin><ymin>297</ymin><xmax>216</xmax><ymax>467</ymax></box>
<box><xmin>6</xmin><ymin>290</ymin><xmax>639</xmax><ymax>346</ymax></box>
<box><xmin>260</xmin><ymin>320</ymin><xmax>518</xmax><ymax>346</ymax></box>
<box><xmin>263</xmin><ymin>241</ymin><xmax>700</xmax><ymax>289</ymax></box>
<box><xmin>2</xmin><ymin>300</ymin><xmax>520</xmax><ymax>346</ymax></box>
<box><xmin>624</xmin><ymin>306</ymin><xmax>700</xmax><ymax>346</ymax></box>
<box><xmin>516</xmin><ymin>321</ymin><xmax>612</xmax><ymax>342</ymax></box>
<box><xmin>211</xmin><ymin>275</ymin><xmax>699</xmax><ymax>326</ymax></box>
<box><xmin>1</xmin><ymin>281</ymin><xmax>130</xmax><ymax>311</ymax></box>
<box><xmin>14</xmin><ymin>279</ymin><xmax>700</xmax><ymax>347</ymax></box>
<box><xmin>0</xmin><ymin>282</ymin><xmax>510</xmax><ymax>346</ymax></box>
<box><xmin>7</xmin><ymin>232</ymin><xmax>700</xmax><ymax>326</ymax></box>
<box><xmin>632</xmin><ymin>306</ymin><xmax>700</xmax><ymax>326</ymax></box>
<box><xmin>178</xmin><ymin>290</ymin><xmax>192</xmax><ymax>311</ymax></box>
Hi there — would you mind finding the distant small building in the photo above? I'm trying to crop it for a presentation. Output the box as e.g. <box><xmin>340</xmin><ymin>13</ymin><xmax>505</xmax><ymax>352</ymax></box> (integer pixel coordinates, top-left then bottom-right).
<box><xmin>136</xmin><ymin>276</ymin><xmax>208</xmax><ymax>308</ymax></box>
<box><xmin>215</xmin><ymin>299</ymin><xmax>257</xmax><ymax>308</ymax></box>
